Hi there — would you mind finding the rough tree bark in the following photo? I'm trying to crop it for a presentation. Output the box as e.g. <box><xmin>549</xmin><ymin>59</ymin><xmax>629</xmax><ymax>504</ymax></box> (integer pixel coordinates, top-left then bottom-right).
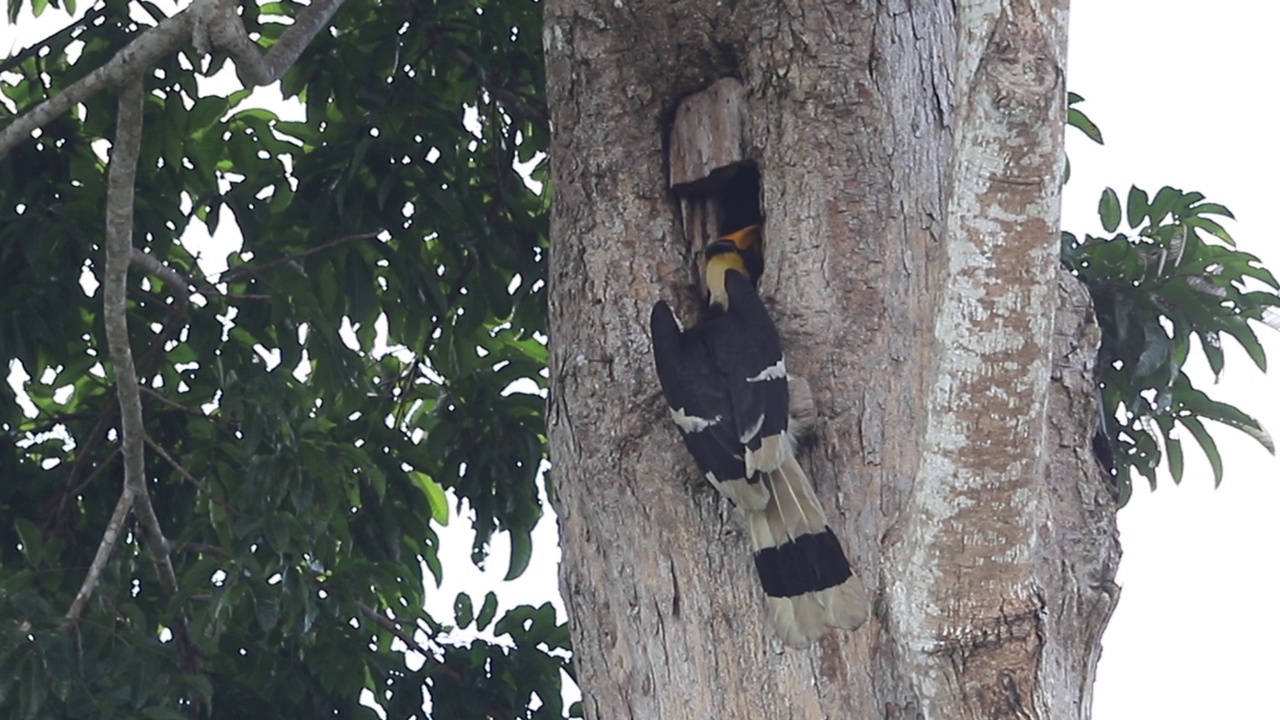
<box><xmin>545</xmin><ymin>0</ymin><xmax>1120</xmax><ymax>717</ymax></box>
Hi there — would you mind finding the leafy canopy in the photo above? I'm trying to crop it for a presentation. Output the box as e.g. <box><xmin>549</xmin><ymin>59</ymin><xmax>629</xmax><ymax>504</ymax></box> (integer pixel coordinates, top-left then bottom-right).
<box><xmin>1</xmin><ymin>0</ymin><xmax>572</xmax><ymax>718</ymax></box>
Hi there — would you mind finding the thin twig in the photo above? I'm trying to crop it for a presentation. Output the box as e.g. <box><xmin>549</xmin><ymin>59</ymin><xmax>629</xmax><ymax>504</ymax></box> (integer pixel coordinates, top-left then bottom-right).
<box><xmin>65</xmin><ymin>491</ymin><xmax>134</xmax><ymax>621</ymax></box>
<box><xmin>130</xmin><ymin>247</ymin><xmax>218</xmax><ymax>301</ymax></box>
<box><xmin>387</xmin><ymin>255</ymin><xmax>476</xmax><ymax>424</ymax></box>
<box><xmin>138</xmin><ymin>385</ymin><xmax>203</xmax><ymax>416</ymax></box>
<box><xmin>218</xmin><ymin>231</ymin><xmax>380</xmax><ymax>283</ymax></box>
<box><xmin>0</xmin><ymin>6</ymin><xmax>110</xmax><ymax>75</ymax></box>
<box><xmin>182</xmin><ymin>543</ymin><xmax>230</xmax><ymax>558</ymax></box>
<box><xmin>144</xmin><ymin>433</ymin><xmax>237</xmax><ymax>514</ymax></box>
<box><xmin>356</xmin><ymin>602</ymin><xmax>463</xmax><ymax>682</ymax></box>
<box><xmin>67</xmin><ymin>448</ymin><xmax>121</xmax><ymax>499</ymax></box>
<box><xmin>51</xmin><ymin>253</ymin><xmax>198</xmax><ymax>532</ymax></box>
<box><xmin>449</xmin><ymin>48</ymin><xmax>546</xmax><ymax>123</ymax></box>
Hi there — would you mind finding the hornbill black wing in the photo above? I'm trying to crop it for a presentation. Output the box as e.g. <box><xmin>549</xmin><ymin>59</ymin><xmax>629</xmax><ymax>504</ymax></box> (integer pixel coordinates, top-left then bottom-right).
<box><xmin>651</xmin><ymin>260</ymin><xmax>869</xmax><ymax>648</ymax></box>
<box><xmin>650</xmin><ymin>301</ymin><xmax>769</xmax><ymax>510</ymax></box>
<box><xmin>713</xmin><ymin>272</ymin><xmax>868</xmax><ymax>646</ymax></box>
<box><xmin>713</xmin><ymin>269</ymin><xmax>791</xmax><ymax>477</ymax></box>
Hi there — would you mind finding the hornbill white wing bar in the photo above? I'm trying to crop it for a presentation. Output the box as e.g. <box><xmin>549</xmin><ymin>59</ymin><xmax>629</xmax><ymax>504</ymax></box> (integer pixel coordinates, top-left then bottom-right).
<box><xmin>649</xmin><ymin>226</ymin><xmax>869</xmax><ymax>647</ymax></box>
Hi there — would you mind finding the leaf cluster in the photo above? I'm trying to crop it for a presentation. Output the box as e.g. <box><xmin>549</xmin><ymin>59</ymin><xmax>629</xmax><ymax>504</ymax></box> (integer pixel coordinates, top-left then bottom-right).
<box><xmin>1064</xmin><ymin>177</ymin><xmax>1278</xmax><ymax>504</ymax></box>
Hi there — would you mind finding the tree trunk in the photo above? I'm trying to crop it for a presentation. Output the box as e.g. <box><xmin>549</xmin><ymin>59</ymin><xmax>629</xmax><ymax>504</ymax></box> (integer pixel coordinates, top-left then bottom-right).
<box><xmin>544</xmin><ymin>0</ymin><xmax>1120</xmax><ymax>717</ymax></box>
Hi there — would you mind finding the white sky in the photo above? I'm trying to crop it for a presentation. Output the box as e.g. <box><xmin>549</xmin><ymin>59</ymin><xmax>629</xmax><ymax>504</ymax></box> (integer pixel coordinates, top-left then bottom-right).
<box><xmin>4</xmin><ymin>1</ymin><xmax>1278</xmax><ymax>717</ymax></box>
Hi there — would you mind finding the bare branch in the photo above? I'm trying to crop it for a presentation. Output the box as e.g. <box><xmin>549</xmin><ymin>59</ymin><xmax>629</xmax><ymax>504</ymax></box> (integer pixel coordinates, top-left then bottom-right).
<box><xmin>65</xmin><ymin>490</ymin><xmax>134</xmax><ymax>621</ymax></box>
<box><xmin>94</xmin><ymin>76</ymin><xmax>197</xmax><ymax>668</ymax></box>
<box><xmin>0</xmin><ymin>5</ymin><xmax>111</xmax><ymax>75</ymax></box>
<box><xmin>356</xmin><ymin>602</ymin><xmax>463</xmax><ymax>682</ymax></box>
<box><xmin>130</xmin><ymin>247</ymin><xmax>215</xmax><ymax>303</ymax></box>
<box><xmin>1</xmin><ymin>0</ymin><xmax>347</xmax><ymax>162</ymax></box>
<box><xmin>144</xmin><ymin>433</ymin><xmax>237</xmax><ymax>515</ymax></box>
<box><xmin>0</xmin><ymin>11</ymin><xmax>195</xmax><ymax>161</ymax></box>
<box><xmin>103</xmin><ymin>78</ymin><xmax>147</xmax><ymax>507</ymax></box>
<box><xmin>67</xmin><ymin>448</ymin><xmax>121</xmax><ymax>499</ymax></box>
<box><xmin>182</xmin><ymin>542</ymin><xmax>230</xmax><ymax>558</ymax></box>
<box><xmin>139</xmin><ymin>385</ymin><xmax>205</xmax><ymax>417</ymax></box>
<box><xmin>197</xmin><ymin>0</ymin><xmax>348</xmax><ymax>87</ymax></box>
<box><xmin>218</xmin><ymin>231</ymin><xmax>380</xmax><ymax>283</ymax></box>
<box><xmin>75</xmin><ymin>78</ymin><xmax>181</xmax><ymax>618</ymax></box>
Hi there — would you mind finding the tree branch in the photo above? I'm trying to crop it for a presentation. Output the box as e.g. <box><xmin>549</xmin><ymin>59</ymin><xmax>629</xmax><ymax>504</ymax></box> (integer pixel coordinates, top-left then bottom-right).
<box><xmin>101</xmin><ymin>80</ymin><xmax>145</xmax><ymax>462</ymax></box>
<box><xmin>217</xmin><ymin>231</ymin><xmax>380</xmax><ymax>283</ymax></box>
<box><xmin>67</xmin><ymin>79</ymin><xmax>183</xmax><ymax>624</ymax></box>
<box><xmin>0</xmin><ymin>11</ymin><xmax>195</xmax><ymax>161</ymax></box>
<box><xmin>95</xmin><ymin>77</ymin><xmax>202</xmax><ymax>671</ymax></box>
<box><xmin>65</xmin><ymin>490</ymin><xmax>133</xmax><ymax>621</ymax></box>
<box><xmin>111</xmin><ymin>82</ymin><xmax>182</xmax><ymax>602</ymax></box>
<box><xmin>356</xmin><ymin>602</ymin><xmax>462</xmax><ymax>683</ymax></box>
<box><xmin>0</xmin><ymin>0</ymin><xmax>348</xmax><ymax>161</ymax></box>
<box><xmin>195</xmin><ymin>0</ymin><xmax>348</xmax><ymax>87</ymax></box>
<box><xmin>144</xmin><ymin>433</ymin><xmax>237</xmax><ymax>515</ymax></box>
<box><xmin>130</xmin><ymin>247</ymin><xmax>218</xmax><ymax>302</ymax></box>
<box><xmin>0</xmin><ymin>5</ymin><xmax>111</xmax><ymax>75</ymax></box>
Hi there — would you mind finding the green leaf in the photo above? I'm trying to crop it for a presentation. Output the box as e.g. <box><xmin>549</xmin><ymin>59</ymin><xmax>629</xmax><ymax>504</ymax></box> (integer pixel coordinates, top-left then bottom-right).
<box><xmin>423</xmin><ymin>541</ymin><xmax>443</xmax><ymax>587</ymax></box>
<box><xmin>188</xmin><ymin>96</ymin><xmax>230</xmax><ymax>133</ymax></box>
<box><xmin>1099</xmin><ymin>187</ymin><xmax>1121</xmax><ymax>233</ymax></box>
<box><xmin>411</xmin><ymin>472</ymin><xmax>449</xmax><ymax>525</ymax></box>
<box><xmin>1179</xmin><ymin>416</ymin><xmax>1224</xmax><ymax>487</ymax></box>
<box><xmin>1197</xmin><ymin>330</ymin><xmax>1225</xmax><ymax>379</ymax></box>
<box><xmin>1133</xmin><ymin>321</ymin><xmax>1171</xmax><ymax>382</ymax></box>
<box><xmin>143</xmin><ymin>708</ymin><xmax>191</xmax><ymax>720</ymax></box>
<box><xmin>1114</xmin><ymin>474</ymin><xmax>1132</xmax><ymax>507</ymax></box>
<box><xmin>1166</xmin><ymin>435</ymin><xmax>1184</xmax><ymax>484</ymax></box>
<box><xmin>1147</xmin><ymin>186</ymin><xmax>1181</xmax><ymax>226</ymax></box>
<box><xmin>476</xmin><ymin>591</ymin><xmax>498</xmax><ymax>630</ymax></box>
<box><xmin>253</xmin><ymin>584</ymin><xmax>280</xmax><ymax>632</ymax></box>
<box><xmin>1184</xmin><ymin>216</ymin><xmax>1236</xmax><ymax>247</ymax></box>
<box><xmin>1219</xmin><ymin>315</ymin><xmax>1267</xmax><ymax>372</ymax></box>
<box><xmin>1179</xmin><ymin>380</ymin><xmax>1275</xmax><ymax>455</ymax></box>
<box><xmin>1125</xmin><ymin>186</ymin><xmax>1148</xmax><ymax>230</ymax></box>
<box><xmin>1173</xmin><ymin>191</ymin><xmax>1205</xmax><ymax>216</ymax></box>
<box><xmin>505</xmin><ymin>529</ymin><xmax>533</xmax><ymax>581</ymax></box>
<box><xmin>454</xmin><ymin>592</ymin><xmax>474</xmax><ymax>628</ymax></box>
<box><xmin>1239</xmin><ymin>264</ymin><xmax>1280</xmax><ymax>291</ymax></box>
<box><xmin>14</xmin><ymin>519</ymin><xmax>43</xmax><ymax>565</ymax></box>
<box><xmin>1185</xmin><ymin>202</ymin><xmax>1235</xmax><ymax>220</ymax></box>
<box><xmin>1067</xmin><ymin>107</ymin><xmax>1104</xmax><ymax>145</ymax></box>
<box><xmin>19</xmin><ymin>654</ymin><xmax>46</xmax><ymax>718</ymax></box>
